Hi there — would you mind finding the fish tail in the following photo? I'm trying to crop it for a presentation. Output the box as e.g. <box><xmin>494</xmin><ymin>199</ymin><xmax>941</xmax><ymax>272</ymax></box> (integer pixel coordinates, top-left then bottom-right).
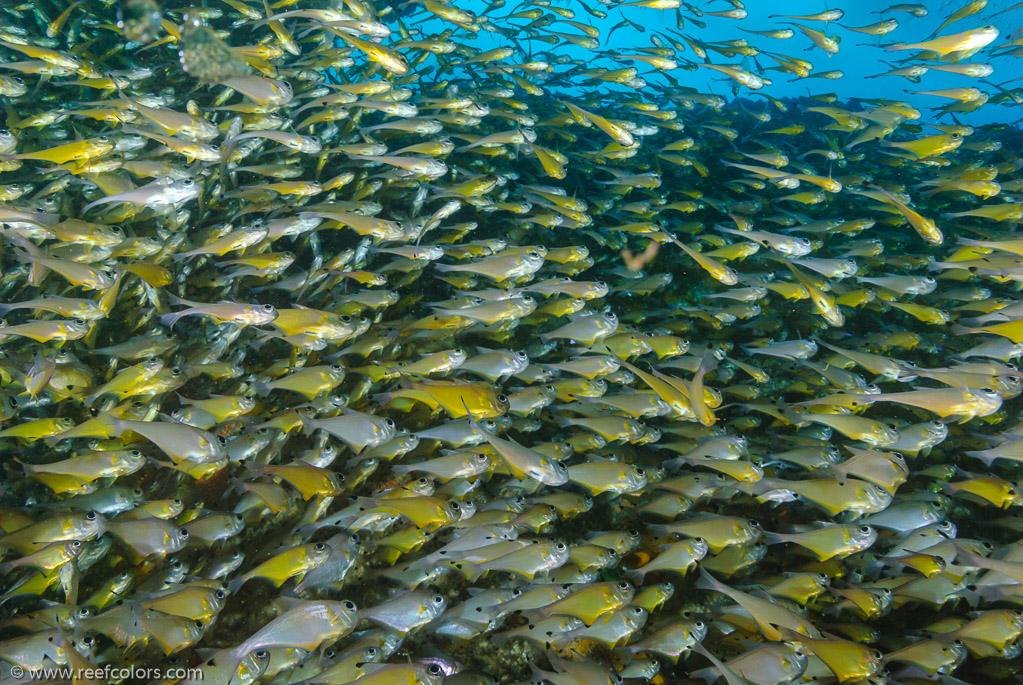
<box><xmin>157</xmin><ymin>311</ymin><xmax>186</xmax><ymax>329</ymax></box>
<box><xmin>241</xmin><ymin>461</ymin><xmax>268</xmax><ymax>479</ymax></box>
<box><xmin>251</xmin><ymin>380</ymin><xmax>272</xmax><ymax>397</ymax></box>
<box><xmin>688</xmin><ymin>665</ymin><xmax>720</xmax><ymax>684</ymax></box>
<box><xmin>623</xmin><ymin>568</ymin><xmax>645</xmax><ymax>583</ymax></box>
<box><xmin>81</xmin><ymin>197</ymin><xmax>111</xmax><ymax>212</ymax></box>
<box><xmin>93</xmin><ymin>412</ymin><xmax>126</xmax><ymax>436</ymax></box>
<box><xmin>456</xmin><ymin>561</ymin><xmax>485</xmax><ymax>582</ymax></box>
<box><xmin>12</xmin><ymin>457</ymin><xmax>35</xmax><ymax>474</ymax></box>
<box><xmin>694</xmin><ymin>567</ymin><xmax>725</xmax><ymax>594</ymax></box>
<box><xmin>963</xmin><ymin>449</ymin><xmax>996</xmax><ymax>466</ymax></box>
<box><xmin>298</xmin><ymin>411</ymin><xmax>318</xmax><ymax>436</ymax></box>
<box><xmin>166</xmin><ymin>293</ymin><xmax>201</xmax><ymax>307</ymax></box>
<box><xmin>13</xmin><ymin>242</ymin><xmax>48</xmax><ymax>286</ymax></box>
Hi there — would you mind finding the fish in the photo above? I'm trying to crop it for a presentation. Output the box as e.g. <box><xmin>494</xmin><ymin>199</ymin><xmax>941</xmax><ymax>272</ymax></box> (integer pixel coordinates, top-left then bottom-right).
<box><xmin>886</xmin><ymin>25</ymin><xmax>999</xmax><ymax>57</ymax></box>
<box><xmin>0</xmin><ymin>0</ymin><xmax>1022</xmax><ymax>683</ymax></box>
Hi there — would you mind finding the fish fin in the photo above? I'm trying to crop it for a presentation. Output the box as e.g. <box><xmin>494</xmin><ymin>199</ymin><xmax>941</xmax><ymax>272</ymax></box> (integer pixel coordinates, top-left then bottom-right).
<box><xmin>12</xmin><ymin>457</ymin><xmax>35</xmax><ymax>474</ymax></box>
<box><xmin>297</xmin><ymin>411</ymin><xmax>318</xmax><ymax>436</ymax></box>
<box><xmin>251</xmin><ymin>380</ymin><xmax>272</xmax><ymax>397</ymax></box>
<box><xmin>157</xmin><ymin>311</ymin><xmax>187</xmax><ymax>328</ymax></box>
<box><xmin>13</xmin><ymin>243</ymin><xmax>48</xmax><ymax>286</ymax></box>
<box><xmin>694</xmin><ymin>567</ymin><xmax>723</xmax><ymax>593</ymax></box>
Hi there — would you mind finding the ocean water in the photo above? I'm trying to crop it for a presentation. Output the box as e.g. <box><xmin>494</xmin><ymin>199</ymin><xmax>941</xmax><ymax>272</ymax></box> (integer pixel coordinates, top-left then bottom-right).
<box><xmin>408</xmin><ymin>0</ymin><xmax>1023</xmax><ymax>126</ymax></box>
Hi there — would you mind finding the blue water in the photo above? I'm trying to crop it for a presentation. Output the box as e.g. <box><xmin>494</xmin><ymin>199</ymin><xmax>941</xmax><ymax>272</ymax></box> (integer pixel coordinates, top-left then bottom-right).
<box><xmin>408</xmin><ymin>0</ymin><xmax>1023</xmax><ymax>126</ymax></box>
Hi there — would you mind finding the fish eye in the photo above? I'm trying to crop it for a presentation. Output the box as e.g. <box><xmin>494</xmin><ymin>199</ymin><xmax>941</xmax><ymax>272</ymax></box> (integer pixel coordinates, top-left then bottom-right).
<box><xmin>255</xmin><ymin>651</ymin><xmax>269</xmax><ymax>660</ymax></box>
<box><xmin>695</xmin><ymin>620</ymin><xmax>705</xmax><ymax>628</ymax></box>
<box><xmin>873</xmin><ymin>650</ymin><xmax>883</xmax><ymax>660</ymax></box>
<box><xmin>98</xmin><ymin>135</ymin><xmax>109</xmax><ymax>142</ymax></box>
<box><xmin>954</xmin><ymin>639</ymin><xmax>964</xmax><ymax>646</ymax></box>
<box><xmin>215</xmin><ymin>590</ymin><xmax>225</xmax><ymax>600</ymax></box>
<box><xmin>428</xmin><ymin>665</ymin><xmax>442</xmax><ymax>676</ymax></box>
<box><xmin>450</xmin><ymin>502</ymin><xmax>460</xmax><ymax>511</ymax></box>
<box><xmin>385</xmin><ymin>418</ymin><xmax>395</xmax><ymax>428</ymax></box>
<box><xmin>194</xmin><ymin>620</ymin><xmax>204</xmax><ymax>628</ymax></box>
<box><xmin>217</xmin><ymin>435</ymin><xmax>228</xmax><ymax>445</ymax></box>
<box><xmin>85</xmin><ymin>511</ymin><xmax>97</xmax><ymax>520</ymax></box>
<box><xmin>860</xmin><ymin>526</ymin><xmax>870</xmax><ymax>533</ymax></box>
<box><xmin>748</xmin><ymin>519</ymin><xmax>760</xmax><ymax>527</ymax></box>
<box><xmin>13</xmin><ymin>78</ymin><xmax>22</xmax><ymax>84</ymax></box>
<box><xmin>556</xmin><ymin>542</ymin><xmax>567</xmax><ymax>551</ymax></box>
<box><xmin>130</xmin><ymin>450</ymin><xmax>142</xmax><ymax>457</ymax></box>
<box><xmin>433</xmin><ymin>595</ymin><xmax>444</xmax><ymax>604</ymax></box>
<box><xmin>635</xmin><ymin>468</ymin><xmax>645</xmax><ymax>477</ymax></box>
<box><xmin>517</xmin><ymin>351</ymin><xmax>527</xmax><ymax>358</ymax></box>
<box><xmin>983</xmin><ymin>388</ymin><xmax>995</xmax><ymax>394</ymax></box>
<box><xmin>340</xmin><ymin>315</ymin><xmax>352</xmax><ymax>323</ymax></box>
<box><xmin>314</xmin><ymin>542</ymin><xmax>326</xmax><ymax>551</ymax></box>
<box><xmin>618</xmin><ymin>581</ymin><xmax>630</xmax><ymax>590</ymax></box>
<box><xmin>183</xmin><ymin>179</ymin><xmax>195</xmax><ymax>186</ymax></box>
<box><xmin>343</xmin><ymin>600</ymin><xmax>356</xmax><ymax>610</ymax></box>
<box><xmin>171</xmin><ymin>367</ymin><xmax>182</xmax><ymax>376</ymax></box>
<box><xmin>262</xmin><ymin>304</ymin><xmax>274</xmax><ymax>311</ymax></box>
<box><xmin>178</xmin><ymin>528</ymin><xmax>189</xmax><ymax>538</ymax></box>
<box><xmin>73</xmin><ymin>319</ymin><xmax>85</xmax><ymax>326</ymax></box>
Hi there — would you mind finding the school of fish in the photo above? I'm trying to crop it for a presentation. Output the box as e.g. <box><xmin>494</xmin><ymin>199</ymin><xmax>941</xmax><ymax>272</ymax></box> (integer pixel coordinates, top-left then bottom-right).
<box><xmin>2</xmin><ymin>0</ymin><xmax>1023</xmax><ymax>683</ymax></box>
